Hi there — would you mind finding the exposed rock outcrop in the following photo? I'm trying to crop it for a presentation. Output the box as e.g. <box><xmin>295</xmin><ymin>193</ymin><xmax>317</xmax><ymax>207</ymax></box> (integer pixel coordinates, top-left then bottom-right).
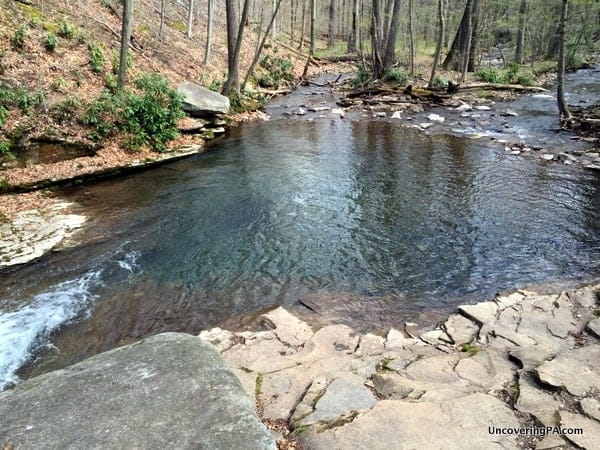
<box><xmin>178</xmin><ymin>82</ymin><xmax>230</xmax><ymax>117</ymax></box>
<box><xmin>0</xmin><ymin>333</ymin><xmax>275</xmax><ymax>450</ymax></box>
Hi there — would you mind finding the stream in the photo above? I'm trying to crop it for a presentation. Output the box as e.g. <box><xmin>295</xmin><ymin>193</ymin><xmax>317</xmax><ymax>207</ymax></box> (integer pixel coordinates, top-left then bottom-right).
<box><xmin>1</xmin><ymin>70</ymin><xmax>599</xmax><ymax>391</ymax></box>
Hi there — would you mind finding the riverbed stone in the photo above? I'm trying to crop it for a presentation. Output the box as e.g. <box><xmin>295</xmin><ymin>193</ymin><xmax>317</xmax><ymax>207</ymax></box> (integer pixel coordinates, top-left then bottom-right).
<box><xmin>356</xmin><ymin>333</ymin><xmax>385</xmax><ymax>356</ymax></box>
<box><xmin>568</xmin><ymin>287</ymin><xmax>598</xmax><ymax>308</ymax></box>
<box><xmin>536</xmin><ymin>345</ymin><xmax>600</xmax><ymax>396</ymax></box>
<box><xmin>300</xmin><ymin>393</ymin><xmax>520</xmax><ymax>450</ymax></box>
<box><xmin>459</xmin><ymin>301</ymin><xmax>498</xmax><ymax>325</ymax></box>
<box><xmin>580</xmin><ymin>398</ymin><xmax>600</xmax><ymax>422</ymax></box>
<box><xmin>443</xmin><ymin>313</ymin><xmax>479</xmax><ymax>344</ymax></box>
<box><xmin>259</xmin><ymin>306</ymin><xmax>314</xmax><ymax>347</ymax></box>
<box><xmin>372</xmin><ymin>372</ymin><xmax>473</xmax><ymax>401</ymax></box>
<box><xmin>516</xmin><ymin>372</ymin><xmax>562</xmax><ymax>416</ymax></box>
<box><xmin>222</xmin><ymin>330</ymin><xmax>298</xmax><ymax>373</ymax></box>
<box><xmin>560</xmin><ymin>411</ymin><xmax>600</xmax><ymax>450</ymax></box>
<box><xmin>178</xmin><ymin>82</ymin><xmax>230</xmax><ymax>116</ymax></box>
<box><xmin>403</xmin><ymin>353</ymin><xmax>463</xmax><ymax>384</ymax></box>
<box><xmin>0</xmin><ymin>333</ymin><xmax>275</xmax><ymax>450</ymax></box>
<box><xmin>586</xmin><ymin>317</ymin><xmax>600</xmax><ymax>339</ymax></box>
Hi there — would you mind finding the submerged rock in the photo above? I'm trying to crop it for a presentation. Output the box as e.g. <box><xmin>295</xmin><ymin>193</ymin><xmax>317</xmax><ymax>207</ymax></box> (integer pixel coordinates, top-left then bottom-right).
<box><xmin>0</xmin><ymin>333</ymin><xmax>275</xmax><ymax>450</ymax></box>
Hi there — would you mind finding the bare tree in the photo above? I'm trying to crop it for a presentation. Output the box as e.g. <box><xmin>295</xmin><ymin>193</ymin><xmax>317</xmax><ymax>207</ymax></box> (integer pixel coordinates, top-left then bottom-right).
<box><xmin>187</xmin><ymin>0</ymin><xmax>194</xmax><ymax>39</ymax></box>
<box><xmin>204</xmin><ymin>0</ymin><xmax>214</xmax><ymax>64</ymax></box>
<box><xmin>118</xmin><ymin>0</ymin><xmax>133</xmax><ymax>89</ymax></box>
<box><xmin>428</xmin><ymin>0</ymin><xmax>445</xmax><ymax>88</ymax></box>
<box><xmin>515</xmin><ymin>0</ymin><xmax>528</xmax><ymax>64</ymax></box>
<box><xmin>328</xmin><ymin>0</ymin><xmax>336</xmax><ymax>48</ymax></box>
<box><xmin>310</xmin><ymin>0</ymin><xmax>316</xmax><ymax>55</ymax></box>
<box><xmin>408</xmin><ymin>0</ymin><xmax>415</xmax><ymax>76</ymax></box>
<box><xmin>371</xmin><ymin>0</ymin><xmax>402</xmax><ymax>78</ymax></box>
<box><xmin>557</xmin><ymin>0</ymin><xmax>571</xmax><ymax>121</ymax></box>
<box><xmin>223</xmin><ymin>0</ymin><xmax>251</xmax><ymax>95</ymax></box>
<box><xmin>159</xmin><ymin>0</ymin><xmax>166</xmax><ymax>41</ymax></box>
<box><xmin>442</xmin><ymin>0</ymin><xmax>475</xmax><ymax>72</ymax></box>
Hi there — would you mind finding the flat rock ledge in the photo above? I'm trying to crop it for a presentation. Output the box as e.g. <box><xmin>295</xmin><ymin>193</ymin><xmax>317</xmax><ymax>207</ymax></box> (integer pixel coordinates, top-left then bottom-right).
<box><xmin>0</xmin><ymin>332</ymin><xmax>275</xmax><ymax>450</ymax></box>
<box><xmin>200</xmin><ymin>284</ymin><xmax>600</xmax><ymax>450</ymax></box>
<box><xmin>0</xmin><ymin>200</ymin><xmax>86</xmax><ymax>267</ymax></box>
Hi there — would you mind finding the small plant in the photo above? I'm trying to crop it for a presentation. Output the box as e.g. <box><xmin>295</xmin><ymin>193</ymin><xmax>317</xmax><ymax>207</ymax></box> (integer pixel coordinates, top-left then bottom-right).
<box><xmin>44</xmin><ymin>32</ymin><xmax>58</xmax><ymax>52</ymax></box>
<box><xmin>51</xmin><ymin>77</ymin><xmax>68</xmax><ymax>91</ymax></box>
<box><xmin>352</xmin><ymin>64</ymin><xmax>370</xmax><ymax>88</ymax></box>
<box><xmin>29</xmin><ymin>16</ymin><xmax>42</xmax><ymax>28</ymax></box>
<box><xmin>432</xmin><ymin>75</ymin><xmax>448</xmax><ymax>89</ymax></box>
<box><xmin>257</xmin><ymin>54</ymin><xmax>295</xmax><ymax>89</ymax></box>
<box><xmin>52</xmin><ymin>96</ymin><xmax>82</xmax><ymax>123</ymax></box>
<box><xmin>460</xmin><ymin>343</ymin><xmax>481</xmax><ymax>356</ymax></box>
<box><xmin>228</xmin><ymin>89</ymin><xmax>266</xmax><ymax>113</ymax></box>
<box><xmin>16</xmin><ymin>89</ymin><xmax>46</xmax><ymax>114</ymax></box>
<box><xmin>0</xmin><ymin>106</ymin><xmax>8</xmax><ymax>127</ymax></box>
<box><xmin>89</xmin><ymin>45</ymin><xmax>105</xmax><ymax>73</ymax></box>
<box><xmin>11</xmin><ymin>25</ymin><xmax>28</xmax><ymax>50</ymax></box>
<box><xmin>515</xmin><ymin>74</ymin><xmax>533</xmax><ymax>86</ymax></box>
<box><xmin>57</xmin><ymin>19</ymin><xmax>76</xmax><ymax>39</ymax></box>
<box><xmin>104</xmin><ymin>73</ymin><xmax>117</xmax><ymax>92</ymax></box>
<box><xmin>111</xmin><ymin>51</ymin><xmax>132</xmax><ymax>75</ymax></box>
<box><xmin>254</xmin><ymin>372</ymin><xmax>263</xmax><ymax>398</ymax></box>
<box><xmin>383</xmin><ymin>68</ymin><xmax>409</xmax><ymax>84</ymax></box>
<box><xmin>0</xmin><ymin>139</ymin><xmax>12</xmax><ymax>156</ymax></box>
<box><xmin>475</xmin><ymin>67</ymin><xmax>502</xmax><ymax>83</ymax></box>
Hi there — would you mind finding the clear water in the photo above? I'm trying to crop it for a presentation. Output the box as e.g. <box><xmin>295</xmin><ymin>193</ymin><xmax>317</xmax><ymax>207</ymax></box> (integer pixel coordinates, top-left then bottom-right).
<box><xmin>1</xmin><ymin>117</ymin><xmax>600</xmax><ymax>390</ymax></box>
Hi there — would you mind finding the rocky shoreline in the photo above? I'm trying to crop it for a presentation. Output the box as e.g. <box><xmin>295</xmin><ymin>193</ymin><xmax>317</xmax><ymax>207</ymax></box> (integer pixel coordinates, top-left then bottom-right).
<box><xmin>201</xmin><ymin>283</ymin><xmax>600</xmax><ymax>449</ymax></box>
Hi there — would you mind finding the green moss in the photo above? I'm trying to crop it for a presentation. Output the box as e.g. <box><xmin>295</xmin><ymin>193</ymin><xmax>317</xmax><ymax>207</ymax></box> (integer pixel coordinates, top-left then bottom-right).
<box><xmin>254</xmin><ymin>372</ymin><xmax>263</xmax><ymax>398</ymax></box>
<box><xmin>376</xmin><ymin>358</ymin><xmax>394</xmax><ymax>372</ymax></box>
<box><xmin>17</xmin><ymin>3</ymin><xmax>43</xmax><ymax>21</ymax></box>
<box><xmin>171</xmin><ymin>20</ymin><xmax>186</xmax><ymax>33</ymax></box>
<box><xmin>460</xmin><ymin>343</ymin><xmax>481</xmax><ymax>357</ymax></box>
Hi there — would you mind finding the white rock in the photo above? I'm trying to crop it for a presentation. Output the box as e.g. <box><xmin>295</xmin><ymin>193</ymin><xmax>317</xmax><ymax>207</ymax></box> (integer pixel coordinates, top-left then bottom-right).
<box><xmin>391</xmin><ymin>110</ymin><xmax>402</xmax><ymax>119</ymax></box>
<box><xmin>474</xmin><ymin>105</ymin><xmax>492</xmax><ymax>111</ymax></box>
<box><xmin>427</xmin><ymin>113</ymin><xmax>445</xmax><ymax>123</ymax></box>
<box><xmin>454</xmin><ymin>103</ymin><xmax>472</xmax><ymax>112</ymax></box>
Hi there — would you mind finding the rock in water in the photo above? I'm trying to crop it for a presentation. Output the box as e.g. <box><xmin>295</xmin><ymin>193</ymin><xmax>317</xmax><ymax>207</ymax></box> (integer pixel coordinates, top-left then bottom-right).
<box><xmin>427</xmin><ymin>113</ymin><xmax>445</xmax><ymax>123</ymax></box>
<box><xmin>0</xmin><ymin>333</ymin><xmax>275</xmax><ymax>450</ymax></box>
<box><xmin>178</xmin><ymin>82</ymin><xmax>230</xmax><ymax>117</ymax></box>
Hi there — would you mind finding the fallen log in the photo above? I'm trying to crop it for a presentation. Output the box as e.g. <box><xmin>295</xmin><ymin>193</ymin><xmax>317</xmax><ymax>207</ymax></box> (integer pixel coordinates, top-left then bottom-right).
<box><xmin>457</xmin><ymin>83</ymin><xmax>548</xmax><ymax>92</ymax></box>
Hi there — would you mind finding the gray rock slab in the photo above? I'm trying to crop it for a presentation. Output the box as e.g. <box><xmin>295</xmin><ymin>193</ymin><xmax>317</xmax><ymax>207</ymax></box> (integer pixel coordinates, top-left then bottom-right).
<box><xmin>178</xmin><ymin>82</ymin><xmax>230</xmax><ymax>116</ymax></box>
<box><xmin>580</xmin><ymin>398</ymin><xmax>600</xmax><ymax>422</ymax></box>
<box><xmin>298</xmin><ymin>374</ymin><xmax>376</xmax><ymax>427</ymax></box>
<box><xmin>372</xmin><ymin>373</ymin><xmax>472</xmax><ymax>401</ymax></box>
<box><xmin>403</xmin><ymin>353</ymin><xmax>464</xmax><ymax>384</ymax></box>
<box><xmin>560</xmin><ymin>411</ymin><xmax>600</xmax><ymax>450</ymax></box>
<box><xmin>300</xmin><ymin>393</ymin><xmax>520</xmax><ymax>450</ymax></box>
<box><xmin>568</xmin><ymin>287</ymin><xmax>598</xmax><ymax>308</ymax></box>
<box><xmin>459</xmin><ymin>301</ymin><xmax>498</xmax><ymax>325</ymax></box>
<box><xmin>537</xmin><ymin>345</ymin><xmax>600</xmax><ymax>396</ymax></box>
<box><xmin>587</xmin><ymin>317</ymin><xmax>600</xmax><ymax>339</ymax></box>
<box><xmin>0</xmin><ymin>333</ymin><xmax>275</xmax><ymax>450</ymax></box>
<box><xmin>260</xmin><ymin>306</ymin><xmax>314</xmax><ymax>347</ymax></box>
<box><xmin>290</xmin><ymin>376</ymin><xmax>329</xmax><ymax>425</ymax></box>
<box><xmin>222</xmin><ymin>330</ymin><xmax>298</xmax><ymax>373</ymax></box>
<box><xmin>442</xmin><ymin>313</ymin><xmax>479</xmax><ymax>344</ymax></box>
<box><xmin>356</xmin><ymin>333</ymin><xmax>385</xmax><ymax>356</ymax></box>
<box><xmin>516</xmin><ymin>372</ymin><xmax>562</xmax><ymax>416</ymax></box>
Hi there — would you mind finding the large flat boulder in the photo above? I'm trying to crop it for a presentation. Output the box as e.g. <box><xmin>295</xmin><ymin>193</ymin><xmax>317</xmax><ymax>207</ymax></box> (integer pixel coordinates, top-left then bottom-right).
<box><xmin>178</xmin><ymin>82</ymin><xmax>230</xmax><ymax>117</ymax></box>
<box><xmin>0</xmin><ymin>332</ymin><xmax>275</xmax><ymax>450</ymax></box>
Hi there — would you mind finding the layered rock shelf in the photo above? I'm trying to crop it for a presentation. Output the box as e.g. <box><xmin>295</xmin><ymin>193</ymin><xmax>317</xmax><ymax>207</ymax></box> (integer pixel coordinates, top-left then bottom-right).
<box><xmin>200</xmin><ymin>284</ymin><xmax>600</xmax><ymax>449</ymax></box>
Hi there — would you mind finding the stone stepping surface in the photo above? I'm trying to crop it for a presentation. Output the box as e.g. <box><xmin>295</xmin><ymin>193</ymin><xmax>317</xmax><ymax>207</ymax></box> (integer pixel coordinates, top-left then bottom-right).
<box><xmin>200</xmin><ymin>284</ymin><xmax>600</xmax><ymax>449</ymax></box>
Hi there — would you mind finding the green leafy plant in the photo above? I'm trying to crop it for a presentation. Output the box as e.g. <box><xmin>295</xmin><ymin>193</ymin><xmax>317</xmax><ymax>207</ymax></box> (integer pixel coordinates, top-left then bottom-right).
<box><xmin>52</xmin><ymin>96</ymin><xmax>82</xmax><ymax>123</ymax></box>
<box><xmin>0</xmin><ymin>139</ymin><xmax>12</xmax><ymax>156</ymax></box>
<box><xmin>352</xmin><ymin>64</ymin><xmax>370</xmax><ymax>88</ymax></box>
<box><xmin>257</xmin><ymin>54</ymin><xmax>295</xmax><ymax>89</ymax></box>
<box><xmin>383</xmin><ymin>68</ymin><xmax>409</xmax><ymax>84</ymax></box>
<box><xmin>11</xmin><ymin>25</ymin><xmax>28</xmax><ymax>50</ymax></box>
<box><xmin>89</xmin><ymin>45</ymin><xmax>105</xmax><ymax>73</ymax></box>
<box><xmin>104</xmin><ymin>73</ymin><xmax>117</xmax><ymax>92</ymax></box>
<box><xmin>431</xmin><ymin>75</ymin><xmax>448</xmax><ymax>89</ymax></box>
<box><xmin>44</xmin><ymin>32</ymin><xmax>58</xmax><ymax>51</ymax></box>
<box><xmin>51</xmin><ymin>77</ymin><xmax>68</xmax><ymax>91</ymax></box>
<box><xmin>57</xmin><ymin>19</ymin><xmax>76</xmax><ymax>39</ymax></box>
<box><xmin>475</xmin><ymin>67</ymin><xmax>502</xmax><ymax>83</ymax></box>
<box><xmin>228</xmin><ymin>89</ymin><xmax>266</xmax><ymax>114</ymax></box>
<box><xmin>83</xmin><ymin>72</ymin><xmax>183</xmax><ymax>151</ymax></box>
<box><xmin>111</xmin><ymin>51</ymin><xmax>132</xmax><ymax>75</ymax></box>
<box><xmin>0</xmin><ymin>106</ymin><xmax>8</xmax><ymax>127</ymax></box>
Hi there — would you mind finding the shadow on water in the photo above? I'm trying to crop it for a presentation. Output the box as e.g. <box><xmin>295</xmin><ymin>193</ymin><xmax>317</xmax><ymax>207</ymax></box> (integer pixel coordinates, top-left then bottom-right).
<box><xmin>2</xmin><ymin>103</ymin><xmax>600</xmax><ymax>388</ymax></box>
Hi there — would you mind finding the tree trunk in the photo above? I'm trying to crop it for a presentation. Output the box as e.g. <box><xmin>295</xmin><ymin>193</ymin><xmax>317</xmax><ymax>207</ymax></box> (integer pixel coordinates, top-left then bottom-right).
<box><xmin>371</xmin><ymin>0</ymin><xmax>383</xmax><ymax>77</ymax></box>
<box><xmin>328</xmin><ymin>0</ymin><xmax>335</xmax><ymax>48</ymax></box>
<box><xmin>290</xmin><ymin>0</ymin><xmax>297</xmax><ymax>44</ymax></box>
<box><xmin>383</xmin><ymin>0</ymin><xmax>401</xmax><ymax>71</ymax></box>
<box><xmin>515</xmin><ymin>0</ymin><xmax>527</xmax><ymax>64</ymax></box>
<box><xmin>242</xmin><ymin>0</ymin><xmax>284</xmax><ymax>89</ymax></box>
<box><xmin>118</xmin><ymin>0</ymin><xmax>133</xmax><ymax>89</ymax></box>
<box><xmin>441</xmin><ymin>0</ymin><xmax>474</xmax><ymax>72</ymax></box>
<box><xmin>186</xmin><ymin>0</ymin><xmax>194</xmax><ymax>39</ymax></box>
<box><xmin>159</xmin><ymin>0</ymin><xmax>165</xmax><ymax>41</ymax></box>
<box><xmin>298</xmin><ymin>0</ymin><xmax>307</xmax><ymax>49</ymax></box>
<box><xmin>223</xmin><ymin>0</ymin><xmax>251</xmax><ymax>95</ymax></box>
<box><xmin>557</xmin><ymin>0</ymin><xmax>571</xmax><ymax>120</ymax></box>
<box><xmin>204</xmin><ymin>0</ymin><xmax>214</xmax><ymax>64</ymax></box>
<box><xmin>310</xmin><ymin>0</ymin><xmax>316</xmax><ymax>55</ymax></box>
<box><xmin>347</xmin><ymin>0</ymin><xmax>358</xmax><ymax>52</ymax></box>
<box><xmin>428</xmin><ymin>0</ymin><xmax>445</xmax><ymax>88</ymax></box>
<box><xmin>467</xmin><ymin>0</ymin><xmax>479</xmax><ymax>72</ymax></box>
<box><xmin>408</xmin><ymin>0</ymin><xmax>414</xmax><ymax>76</ymax></box>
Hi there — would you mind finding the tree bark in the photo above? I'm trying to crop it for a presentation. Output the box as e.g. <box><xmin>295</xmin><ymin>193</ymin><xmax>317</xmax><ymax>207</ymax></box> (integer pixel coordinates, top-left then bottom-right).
<box><xmin>118</xmin><ymin>0</ymin><xmax>133</xmax><ymax>89</ymax></box>
<box><xmin>186</xmin><ymin>0</ymin><xmax>194</xmax><ymax>39</ymax></box>
<box><xmin>383</xmin><ymin>0</ymin><xmax>401</xmax><ymax>70</ymax></box>
<box><xmin>408</xmin><ymin>0</ymin><xmax>414</xmax><ymax>76</ymax></box>
<box><xmin>310</xmin><ymin>0</ymin><xmax>316</xmax><ymax>55</ymax></box>
<box><xmin>204</xmin><ymin>0</ymin><xmax>214</xmax><ymax>64</ymax></box>
<box><xmin>223</xmin><ymin>0</ymin><xmax>251</xmax><ymax>95</ymax></box>
<box><xmin>347</xmin><ymin>0</ymin><xmax>358</xmax><ymax>52</ymax></box>
<box><xmin>159</xmin><ymin>0</ymin><xmax>165</xmax><ymax>41</ymax></box>
<box><xmin>557</xmin><ymin>0</ymin><xmax>571</xmax><ymax>121</ymax></box>
<box><xmin>441</xmin><ymin>0</ymin><xmax>474</xmax><ymax>72</ymax></box>
<box><xmin>328</xmin><ymin>0</ymin><xmax>335</xmax><ymax>48</ymax></box>
<box><xmin>298</xmin><ymin>0</ymin><xmax>307</xmax><ymax>49</ymax></box>
<box><xmin>428</xmin><ymin>0</ymin><xmax>445</xmax><ymax>88</ymax></box>
<box><xmin>515</xmin><ymin>0</ymin><xmax>527</xmax><ymax>64</ymax></box>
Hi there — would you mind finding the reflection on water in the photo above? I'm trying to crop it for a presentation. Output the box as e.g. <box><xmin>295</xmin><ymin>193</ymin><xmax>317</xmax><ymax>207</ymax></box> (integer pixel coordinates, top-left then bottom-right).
<box><xmin>1</xmin><ymin>119</ymin><xmax>600</xmax><ymax>387</ymax></box>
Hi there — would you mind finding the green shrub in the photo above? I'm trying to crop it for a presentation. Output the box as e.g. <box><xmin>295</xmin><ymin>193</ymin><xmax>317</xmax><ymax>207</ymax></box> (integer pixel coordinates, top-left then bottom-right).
<box><xmin>515</xmin><ymin>74</ymin><xmax>533</xmax><ymax>86</ymax></box>
<box><xmin>228</xmin><ymin>89</ymin><xmax>266</xmax><ymax>114</ymax></box>
<box><xmin>16</xmin><ymin>89</ymin><xmax>46</xmax><ymax>114</ymax></box>
<box><xmin>475</xmin><ymin>67</ymin><xmax>502</xmax><ymax>83</ymax></box>
<box><xmin>89</xmin><ymin>45</ymin><xmax>105</xmax><ymax>73</ymax></box>
<box><xmin>83</xmin><ymin>72</ymin><xmax>183</xmax><ymax>151</ymax></box>
<box><xmin>29</xmin><ymin>16</ymin><xmax>42</xmax><ymax>28</ymax></box>
<box><xmin>0</xmin><ymin>139</ymin><xmax>12</xmax><ymax>157</ymax></box>
<box><xmin>208</xmin><ymin>78</ymin><xmax>223</xmax><ymax>92</ymax></box>
<box><xmin>57</xmin><ymin>19</ymin><xmax>76</xmax><ymax>39</ymax></box>
<box><xmin>111</xmin><ymin>51</ymin><xmax>133</xmax><ymax>75</ymax></box>
<box><xmin>257</xmin><ymin>54</ymin><xmax>295</xmax><ymax>89</ymax></box>
<box><xmin>44</xmin><ymin>32</ymin><xmax>58</xmax><ymax>51</ymax></box>
<box><xmin>383</xmin><ymin>68</ymin><xmax>408</xmax><ymax>84</ymax></box>
<box><xmin>51</xmin><ymin>77</ymin><xmax>68</xmax><ymax>91</ymax></box>
<box><xmin>52</xmin><ymin>96</ymin><xmax>81</xmax><ymax>123</ymax></box>
<box><xmin>104</xmin><ymin>73</ymin><xmax>117</xmax><ymax>92</ymax></box>
<box><xmin>0</xmin><ymin>106</ymin><xmax>8</xmax><ymax>127</ymax></box>
<box><xmin>352</xmin><ymin>64</ymin><xmax>370</xmax><ymax>88</ymax></box>
<box><xmin>11</xmin><ymin>25</ymin><xmax>28</xmax><ymax>49</ymax></box>
<box><xmin>431</xmin><ymin>75</ymin><xmax>448</xmax><ymax>89</ymax></box>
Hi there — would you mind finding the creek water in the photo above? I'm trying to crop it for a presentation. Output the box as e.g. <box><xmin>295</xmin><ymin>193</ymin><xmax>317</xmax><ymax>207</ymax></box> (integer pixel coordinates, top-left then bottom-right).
<box><xmin>1</xmin><ymin>76</ymin><xmax>600</xmax><ymax>391</ymax></box>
